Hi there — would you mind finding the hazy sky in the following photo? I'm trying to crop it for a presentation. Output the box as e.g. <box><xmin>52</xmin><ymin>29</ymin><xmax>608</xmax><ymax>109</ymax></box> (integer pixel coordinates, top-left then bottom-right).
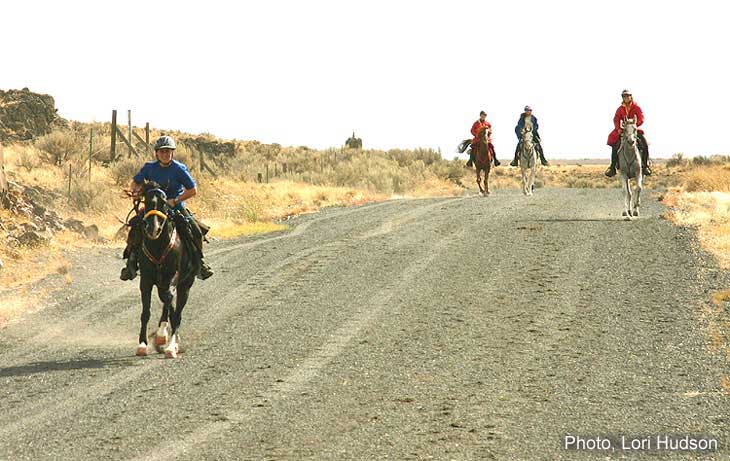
<box><xmin>2</xmin><ymin>0</ymin><xmax>728</xmax><ymax>158</ymax></box>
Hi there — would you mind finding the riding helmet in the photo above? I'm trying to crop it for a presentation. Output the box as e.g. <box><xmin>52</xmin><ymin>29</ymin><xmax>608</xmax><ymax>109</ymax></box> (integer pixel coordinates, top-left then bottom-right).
<box><xmin>621</xmin><ymin>89</ymin><xmax>632</xmax><ymax>96</ymax></box>
<box><xmin>154</xmin><ymin>135</ymin><xmax>177</xmax><ymax>151</ymax></box>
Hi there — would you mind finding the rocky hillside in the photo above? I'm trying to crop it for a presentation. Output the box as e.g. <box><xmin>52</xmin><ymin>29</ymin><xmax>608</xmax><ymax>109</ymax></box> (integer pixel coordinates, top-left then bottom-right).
<box><xmin>0</xmin><ymin>88</ymin><xmax>64</xmax><ymax>142</ymax></box>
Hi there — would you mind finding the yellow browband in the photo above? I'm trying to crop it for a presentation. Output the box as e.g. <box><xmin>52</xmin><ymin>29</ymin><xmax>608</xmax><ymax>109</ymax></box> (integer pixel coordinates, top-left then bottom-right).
<box><xmin>143</xmin><ymin>209</ymin><xmax>168</xmax><ymax>221</ymax></box>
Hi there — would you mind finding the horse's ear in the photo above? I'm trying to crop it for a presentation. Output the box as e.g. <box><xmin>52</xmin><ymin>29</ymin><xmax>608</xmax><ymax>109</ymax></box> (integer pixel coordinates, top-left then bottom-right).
<box><xmin>620</xmin><ymin>119</ymin><xmax>625</xmax><ymax>128</ymax></box>
<box><xmin>632</xmin><ymin>115</ymin><xmax>637</xmax><ymax>123</ymax></box>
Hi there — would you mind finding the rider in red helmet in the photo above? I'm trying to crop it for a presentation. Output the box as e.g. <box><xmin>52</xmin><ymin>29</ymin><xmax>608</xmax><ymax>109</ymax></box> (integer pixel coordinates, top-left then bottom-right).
<box><xmin>605</xmin><ymin>89</ymin><xmax>651</xmax><ymax>177</ymax></box>
<box><xmin>465</xmin><ymin>110</ymin><xmax>501</xmax><ymax>168</ymax></box>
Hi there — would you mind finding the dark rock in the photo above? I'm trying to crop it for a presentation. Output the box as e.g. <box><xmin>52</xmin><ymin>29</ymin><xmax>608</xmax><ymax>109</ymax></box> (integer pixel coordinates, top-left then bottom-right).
<box><xmin>63</xmin><ymin>218</ymin><xmax>86</xmax><ymax>234</ymax></box>
<box><xmin>16</xmin><ymin>230</ymin><xmax>49</xmax><ymax>247</ymax></box>
<box><xmin>32</xmin><ymin>203</ymin><xmax>46</xmax><ymax>216</ymax></box>
<box><xmin>83</xmin><ymin>224</ymin><xmax>99</xmax><ymax>240</ymax></box>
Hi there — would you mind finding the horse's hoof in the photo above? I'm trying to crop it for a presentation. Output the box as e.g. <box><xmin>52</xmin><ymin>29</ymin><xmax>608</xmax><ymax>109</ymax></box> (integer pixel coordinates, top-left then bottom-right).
<box><xmin>136</xmin><ymin>343</ymin><xmax>148</xmax><ymax>357</ymax></box>
<box><xmin>154</xmin><ymin>334</ymin><xmax>168</xmax><ymax>347</ymax></box>
<box><xmin>632</xmin><ymin>210</ymin><xmax>639</xmax><ymax>217</ymax></box>
<box><xmin>164</xmin><ymin>343</ymin><xmax>179</xmax><ymax>358</ymax></box>
<box><xmin>622</xmin><ymin>211</ymin><xmax>628</xmax><ymax>217</ymax></box>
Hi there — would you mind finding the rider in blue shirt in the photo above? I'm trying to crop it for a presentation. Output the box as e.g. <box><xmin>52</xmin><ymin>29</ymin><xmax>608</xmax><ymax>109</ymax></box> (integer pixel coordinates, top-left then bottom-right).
<box><xmin>120</xmin><ymin>135</ymin><xmax>214</xmax><ymax>281</ymax></box>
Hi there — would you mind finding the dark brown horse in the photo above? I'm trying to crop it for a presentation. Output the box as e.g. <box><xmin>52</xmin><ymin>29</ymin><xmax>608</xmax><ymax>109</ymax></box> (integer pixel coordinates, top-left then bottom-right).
<box><xmin>135</xmin><ymin>181</ymin><xmax>196</xmax><ymax>358</ymax></box>
<box><xmin>473</xmin><ymin>125</ymin><xmax>494</xmax><ymax>196</ymax></box>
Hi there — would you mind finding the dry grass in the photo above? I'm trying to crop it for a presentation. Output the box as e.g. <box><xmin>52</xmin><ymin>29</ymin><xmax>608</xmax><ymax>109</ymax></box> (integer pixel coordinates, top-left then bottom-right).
<box><xmin>0</xmin><ymin>137</ymin><xmax>460</xmax><ymax>302</ymax></box>
<box><xmin>661</xmin><ymin>164</ymin><xmax>730</xmax><ymax>268</ymax></box>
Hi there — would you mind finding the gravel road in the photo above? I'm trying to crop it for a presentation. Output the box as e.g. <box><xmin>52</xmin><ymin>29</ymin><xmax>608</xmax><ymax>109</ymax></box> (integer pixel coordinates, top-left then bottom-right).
<box><xmin>1</xmin><ymin>188</ymin><xmax>729</xmax><ymax>460</ymax></box>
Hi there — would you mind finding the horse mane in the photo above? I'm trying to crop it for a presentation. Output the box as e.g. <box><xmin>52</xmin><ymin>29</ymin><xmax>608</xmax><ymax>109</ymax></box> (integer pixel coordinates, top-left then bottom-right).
<box><xmin>141</xmin><ymin>180</ymin><xmax>163</xmax><ymax>194</ymax></box>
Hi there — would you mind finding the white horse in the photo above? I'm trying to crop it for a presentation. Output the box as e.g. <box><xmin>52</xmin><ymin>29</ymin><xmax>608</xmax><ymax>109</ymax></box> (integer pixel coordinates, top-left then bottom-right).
<box><xmin>518</xmin><ymin>127</ymin><xmax>537</xmax><ymax>196</ymax></box>
<box><xmin>617</xmin><ymin>116</ymin><xmax>643</xmax><ymax>219</ymax></box>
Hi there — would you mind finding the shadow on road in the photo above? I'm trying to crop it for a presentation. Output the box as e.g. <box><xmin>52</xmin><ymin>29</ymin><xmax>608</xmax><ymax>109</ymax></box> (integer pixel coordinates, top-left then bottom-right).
<box><xmin>0</xmin><ymin>356</ymin><xmax>142</xmax><ymax>378</ymax></box>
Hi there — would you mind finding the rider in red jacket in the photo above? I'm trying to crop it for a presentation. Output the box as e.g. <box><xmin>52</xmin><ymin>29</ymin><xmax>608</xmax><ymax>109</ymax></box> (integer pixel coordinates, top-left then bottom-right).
<box><xmin>605</xmin><ymin>89</ymin><xmax>651</xmax><ymax>177</ymax></box>
<box><xmin>466</xmin><ymin>111</ymin><xmax>501</xmax><ymax>168</ymax></box>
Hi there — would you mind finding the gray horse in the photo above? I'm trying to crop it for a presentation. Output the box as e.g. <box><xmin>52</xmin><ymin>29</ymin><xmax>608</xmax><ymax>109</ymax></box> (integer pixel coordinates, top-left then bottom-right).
<box><xmin>617</xmin><ymin>116</ymin><xmax>643</xmax><ymax>218</ymax></box>
<box><xmin>519</xmin><ymin>127</ymin><xmax>537</xmax><ymax>196</ymax></box>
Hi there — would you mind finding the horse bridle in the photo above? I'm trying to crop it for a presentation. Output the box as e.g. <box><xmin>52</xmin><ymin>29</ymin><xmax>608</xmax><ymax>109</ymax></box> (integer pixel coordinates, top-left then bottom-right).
<box><xmin>143</xmin><ymin>188</ymin><xmax>171</xmax><ymax>225</ymax></box>
<box><xmin>142</xmin><ymin>188</ymin><xmax>177</xmax><ymax>266</ymax></box>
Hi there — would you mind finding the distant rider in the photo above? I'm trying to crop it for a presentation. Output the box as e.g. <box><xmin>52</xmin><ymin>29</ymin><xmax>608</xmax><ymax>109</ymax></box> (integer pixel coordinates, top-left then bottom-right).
<box><xmin>510</xmin><ymin>105</ymin><xmax>549</xmax><ymax>167</ymax></box>
<box><xmin>605</xmin><ymin>89</ymin><xmax>651</xmax><ymax>177</ymax></box>
<box><xmin>465</xmin><ymin>110</ymin><xmax>501</xmax><ymax>168</ymax></box>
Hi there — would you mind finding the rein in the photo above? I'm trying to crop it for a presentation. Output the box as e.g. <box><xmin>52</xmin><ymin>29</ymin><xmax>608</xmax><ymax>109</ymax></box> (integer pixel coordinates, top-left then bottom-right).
<box><xmin>143</xmin><ymin>227</ymin><xmax>178</xmax><ymax>267</ymax></box>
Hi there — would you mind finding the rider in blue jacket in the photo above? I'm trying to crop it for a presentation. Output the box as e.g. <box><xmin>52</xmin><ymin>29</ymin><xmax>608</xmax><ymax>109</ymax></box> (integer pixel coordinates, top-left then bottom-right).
<box><xmin>510</xmin><ymin>106</ymin><xmax>549</xmax><ymax>167</ymax></box>
<box><xmin>120</xmin><ymin>135</ymin><xmax>214</xmax><ymax>281</ymax></box>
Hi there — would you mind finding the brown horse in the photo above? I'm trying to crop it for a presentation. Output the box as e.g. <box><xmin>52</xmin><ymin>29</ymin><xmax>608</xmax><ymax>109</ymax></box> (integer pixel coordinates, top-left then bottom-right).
<box><xmin>473</xmin><ymin>125</ymin><xmax>494</xmax><ymax>196</ymax></box>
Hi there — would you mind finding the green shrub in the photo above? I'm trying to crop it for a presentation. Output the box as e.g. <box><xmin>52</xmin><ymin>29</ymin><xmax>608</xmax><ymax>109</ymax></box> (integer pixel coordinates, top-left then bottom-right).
<box><xmin>110</xmin><ymin>158</ymin><xmax>140</xmax><ymax>186</ymax></box>
<box><xmin>35</xmin><ymin>130</ymin><xmax>82</xmax><ymax>166</ymax></box>
<box><xmin>69</xmin><ymin>178</ymin><xmax>118</xmax><ymax>212</ymax></box>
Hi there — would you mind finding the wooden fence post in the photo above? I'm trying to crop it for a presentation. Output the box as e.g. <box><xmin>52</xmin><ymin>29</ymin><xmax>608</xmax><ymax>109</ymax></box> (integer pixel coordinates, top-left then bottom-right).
<box><xmin>127</xmin><ymin>110</ymin><xmax>132</xmax><ymax>157</ymax></box>
<box><xmin>67</xmin><ymin>164</ymin><xmax>72</xmax><ymax>203</ymax></box>
<box><xmin>115</xmin><ymin>126</ymin><xmax>137</xmax><ymax>156</ymax></box>
<box><xmin>89</xmin><ymin>129</ymin><xmax>93</xmax><ymax>182</ymax></box>
<box><xmin>266</xmin><ymin>164</ymin><xmax>269</xmax><ymax>183</ymax></box>
<box><xmin>111</xmin><ymin>110</ymin><xmax>117</xmax><ymax>161</ymax></box>
<box><xmin>145</xmin><ymin>122</ymin><xmax>150</xmax><ymax>152</ymax></box>
<box><xmin>257</xmin><ymin>173</ymin><xmax>263</xmax><ymax>183</ymax></box>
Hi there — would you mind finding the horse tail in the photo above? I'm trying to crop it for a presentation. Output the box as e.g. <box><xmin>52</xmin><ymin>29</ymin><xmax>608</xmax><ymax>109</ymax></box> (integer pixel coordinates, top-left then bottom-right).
<box><xmin>457</xmin><ymin>139</ymin><xmax>472</xmax><ymax>153</ymax></box>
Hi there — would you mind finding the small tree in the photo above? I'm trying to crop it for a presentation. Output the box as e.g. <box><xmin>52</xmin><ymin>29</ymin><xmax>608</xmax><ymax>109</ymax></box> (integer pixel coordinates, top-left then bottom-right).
<box><xmin>345</xmin><ymin>131</ymin><xmax>362</xmax><ymax>150</ymax></box>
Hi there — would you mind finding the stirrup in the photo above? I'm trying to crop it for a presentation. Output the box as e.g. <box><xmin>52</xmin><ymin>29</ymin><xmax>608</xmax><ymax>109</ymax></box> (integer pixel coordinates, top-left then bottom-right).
<box><xmin>197</xmin><ymin>263</ymin><xmax>214</xmax><ymax>280</ymax></box>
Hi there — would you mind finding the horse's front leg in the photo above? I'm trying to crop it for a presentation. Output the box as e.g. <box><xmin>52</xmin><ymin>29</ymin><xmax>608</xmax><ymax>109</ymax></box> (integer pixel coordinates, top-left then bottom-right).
<box><xmin>521</xmin><ymin>167</ymin><xmax>528</xmax><ymax>195</ymax></box>
<box><xmin>484</xmin><ymin>166</ymin><xmax>491</xmax><ymax>196</ymax></box>
<box><xmin>137</xmin><ymin>277</ymin><xmax>154</xmax><ymax>356</ymax></box>
<box><xmin>476</xmin><ymin>169</ymin><xmax>484</xmax><ymax>195</ymax></box>
<box><xmin>152</xmin><ymin>275</ymin><xmax>172</xmax><ymax>350</ymax></box>
<box><xmin>166</xmin><ymin>276</ymin><xmax>193</xmax><ymax>359</ymax></box>
<box><xmin>154</xmin><ymin>277</ymin><xmax>175</xmax><ymax>356</ymax></box>
<box><xmin>633</xmin><ymin>176</ymin><xmax>643</xmax><ymax>216</ymax></box>
<box><xmin>621</xmin><ymin>177</ymin><xmax>632</xmax><ymax>218</ymax></box>
<box><xmin>529</xmin><ymin>164</ymin><xmax>537</xmax><ymax>195</ymax></box>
